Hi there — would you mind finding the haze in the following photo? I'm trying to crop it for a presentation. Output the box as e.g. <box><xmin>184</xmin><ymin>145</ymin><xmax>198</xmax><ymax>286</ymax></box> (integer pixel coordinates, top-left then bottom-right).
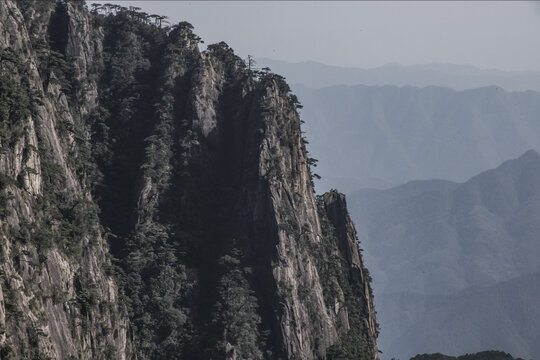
<box><xmin>93</xmin><ymin>1</ymin><xmax>540</xmax><ymax>72</ymax></box>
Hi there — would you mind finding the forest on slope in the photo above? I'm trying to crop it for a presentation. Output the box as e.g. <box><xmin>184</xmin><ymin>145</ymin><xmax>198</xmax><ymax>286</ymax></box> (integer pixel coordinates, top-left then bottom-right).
<box><xmin>0</xmin><ymin>1</ymin><xmax>378</xmax><ymax>359</ymax></box>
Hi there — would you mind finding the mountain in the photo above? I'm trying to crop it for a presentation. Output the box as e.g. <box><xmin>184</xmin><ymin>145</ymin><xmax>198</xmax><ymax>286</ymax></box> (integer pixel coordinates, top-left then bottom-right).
<box><xmin>257</xmin><ymin>58</ymin><xmax>540</xmax><ymax>92</ymax></box>
<box><xmin>0</xmin><ymin>1</ymin><xmax>378</xmax><ymax>359</ymax></box>
<box><xmin>385</xmin><ymin>272</ymin><xmax>540</xmax><ymax>360</ymax></box>
<box><xmin>347</xmin><ymin>151</ymin><xmax>540</xmax><ymax>360</ymax></box>
<box><xmin>293</xmin><ymin>84</ymin><xmax>540</xmax><ymax>192</ymax></box>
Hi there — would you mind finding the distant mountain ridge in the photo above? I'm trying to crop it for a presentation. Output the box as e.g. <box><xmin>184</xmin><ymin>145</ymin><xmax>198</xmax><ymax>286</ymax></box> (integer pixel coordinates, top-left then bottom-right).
<box><xmin>386</xmin><ymin>271</ymin><xmax>540</xmax><ymax>360</ymax></box>
<box><xmin>411</xmin><ymin>350</ymin><xmax>526</xmax><ymax>360</ymax></box>
<box><xmin>293</xmin><ymin>84</ymin><xmax>540</xmax><ymax>192</ymax></box>
<box><xmin>349</xmin><ymin>150</ymin><xmax>540</xmax><ymax>295</ymax></box>
<box><xmin>257</xmin><ymin>58</ymin><xmax>540</xmax><ymax>92</ymax></box>
<box><xmin>347</xmin><ymin>151</ymin><xmax>540</xmax><ymax>360</ymax></box>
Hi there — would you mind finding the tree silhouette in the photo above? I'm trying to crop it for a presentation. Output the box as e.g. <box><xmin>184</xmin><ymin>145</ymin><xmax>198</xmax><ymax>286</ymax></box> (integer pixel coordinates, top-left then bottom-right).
<box><xmin>247</xmin><ymin>55</ymin><xmax>256</xmax><ymax>71</ymax></box>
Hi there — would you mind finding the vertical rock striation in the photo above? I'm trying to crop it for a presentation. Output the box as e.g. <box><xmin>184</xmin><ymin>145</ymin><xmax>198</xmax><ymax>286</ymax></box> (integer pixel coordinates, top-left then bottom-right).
<box><xmin>0</xmin><ymin>1</ymin><xmax>378</xmax><ymax>359</ymax></box>
<box><xmin>0</xmin><ymin>0</ymin><xmax>128</xmax><ymax>358</ymax></box>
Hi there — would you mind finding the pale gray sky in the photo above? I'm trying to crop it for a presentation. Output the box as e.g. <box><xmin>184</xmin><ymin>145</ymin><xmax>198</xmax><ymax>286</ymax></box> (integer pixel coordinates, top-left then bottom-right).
<box><xmin>93</xmin><ymin>1</ymin><xmax>540</xmax><ymax>72</ymax></box>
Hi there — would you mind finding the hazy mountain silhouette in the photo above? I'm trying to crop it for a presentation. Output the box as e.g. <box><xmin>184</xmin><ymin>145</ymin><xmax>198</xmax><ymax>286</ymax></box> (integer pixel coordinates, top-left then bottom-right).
<box><xmin>349</xmin><ymin>150</ymin><xmax>540</xmax><ymax>294</ymax></box>
<box><xmin>257</xmin><ymin>58</ymin><xmax>540</xmax><ymax>92</ymax></box>
<box><xmin>382</xmin><ymin>272</ymin><xmax>540</xmax><ymax>360</ymax></box>
<box><xmin>294</xmin><ymin>84</ymin><xmax>540</xmax><ymax>192</ymax></box>
<box><xmin>348</xmin><ymin>151</ymin><xmax>540</xmax><ymax>360</ymax></box>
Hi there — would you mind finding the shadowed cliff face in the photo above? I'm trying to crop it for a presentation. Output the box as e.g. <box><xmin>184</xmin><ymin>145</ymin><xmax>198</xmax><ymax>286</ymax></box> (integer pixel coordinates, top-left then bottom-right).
<box><xmin>0</xmin><ymin>1</ymin><xmax>378</xmax><ymax>359</ymax></box>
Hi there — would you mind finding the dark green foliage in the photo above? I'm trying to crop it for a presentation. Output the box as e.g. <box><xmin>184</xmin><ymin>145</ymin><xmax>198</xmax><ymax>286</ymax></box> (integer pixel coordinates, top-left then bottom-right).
<box><xmin>32</xmin><ymin>24</ymin><xmax>78</xmax><ymax>99</ymax></box>
<box><xmin>311</xmin><ymin>209</ymin><xmax>344</xmax><ymax>308</ymax></box>
<box><xmin>307</xmin><ymin>157</ymin><xmax>321</xmax><ymax>186</ymax></box>
<box><xmin>411</xmin><ymin>355</ymin><xmax>460</xmax><ymax>360</ymax></box>
<box><xmin>123</xmin><ymin>224</ymin><xmax>193</xmax><ymax>360</ymax></box>
<box><xmin>313</xmin><ymin>196</ymin><xmax>376</xmax><ymax>360</ymax></box>
<box><xmin>17</xmin><ymin>0</ymin><xmax>55</xmax><ymax>32</ymax></box>
<box><xmin>84</xmin><ymin>13</ymin><xmax>201</xmax><ymax>359</ymax></box>
<box><xmin>89</xmin><ymin>9</ymin><xmax>167</xmax><ymax>255</ymax></box>
<box><xmin>170</xmin><ymin>21</ymin><xmax>200</xmax><ymax>43</ymax></box>
<box><xmin>48</xmin><ymin>1</ymin><xmax>69</xmax><ymax>55</ymax></box>
<box><xmin>0</xmin><ymin>173</ymin><xmax>15</xmax><ymax>218</ymax></box>
<box><xmin>57</xmin><ymin>197</ymin><xmax>100</xmax><ymax>256</ymax></box>
<box><xmin>410</xmin><ymin>351</ymin><xmax>524</xmax><ymax>360</ymax></box>
<box><xmin>289</xmin><ymin>94</ymin><xmax>303</xmax><ymax>109</ymax></box>
<box><xmin>3</xmin><ymin>283</ymin><xmax>24</xmax><ymax>320</ymax></box>
<box><xmin>0</xmin><ymin>48</ymin><xmax>22</xmax><ymax>68</ymax></box>
<box><xmin>206</xmin><ymin>41</ymin><xmax>246</xmax><ymax>76</ymax></box>
<box><xmin>0</xmin><ymin>0</ymin><xmax>103</xmax><ymax>263</ymax></box>
<box><xmin>109</xmin><ymin>26</ymin><xmax>275</xmax><ymax>357</ymax></box>
<box><xmin>42</xmin><ymin>49</ymin><xmax>75</xmax><ymax>94</ymax></box>
<box><xmin>103</xmin><ymin>344</ymin><xmax>116</xmax><ymax>358</ymax></box>
<box><xmin>208</xmin><ymin>249</ymin><xmax>263</xmax><ymax>360</ymax></box>
<box><xmin>258</xmin><ymin>72</ymin><xmax>291</xmax><ymax>94</ymax></box>
<box><xmin>30</xmin><ymin>156</ymin><xmax>100</xmax><ymax>257</ymax></box>
<box><xmin>266</xmin><ymin>148</ymin><xmax>282</xmax><ymax>182</ymax></box>
<box><xmin>0</xmin><ymin>345</ymin><xmax>14</xmax><ymax>359</ymax></box>
<box><xmin>3</xmin><ymin>2</ymin><xmax>376</xmax><ymax>359</ymax></box>
<box><xmin>74</xmin><ymin>273</ymin><xmax>99</xmax><ymax>317</ymax></box>
<box><xmin>8</xmin><ymin>192</ymin><xmax>98</xmax><ymax>259</ymax></box>
<box><xmin>0</xmin><ymin>72</ymin><xmax>32</xmax><ymax>148</ymax></box>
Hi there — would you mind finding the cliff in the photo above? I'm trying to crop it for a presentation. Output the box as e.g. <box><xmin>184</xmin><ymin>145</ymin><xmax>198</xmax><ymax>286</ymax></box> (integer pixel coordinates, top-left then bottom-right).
<box><xmin>0</xmin><ymin>1</ymin><xmax>378</xmax><ymax>359</ymax></box>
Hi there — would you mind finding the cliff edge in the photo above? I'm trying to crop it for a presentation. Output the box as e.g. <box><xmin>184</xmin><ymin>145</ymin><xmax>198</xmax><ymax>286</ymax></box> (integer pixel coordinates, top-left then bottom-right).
<box><xmin>0</xmin><ymin>1</ymin><xmax>378</xmax><ymax>359</ymax></box>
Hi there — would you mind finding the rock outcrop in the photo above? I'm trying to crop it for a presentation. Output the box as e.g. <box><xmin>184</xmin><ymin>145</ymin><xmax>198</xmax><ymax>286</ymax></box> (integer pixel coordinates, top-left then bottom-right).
<box><xmin>0</xmin><ymin>0</ymin><xmax>128</xmax><ymax>358</ymax></box>
<box><xmin>0</xmin><ymin>1</ymin><xmax>378</xmax><ymax>359</ymax></box>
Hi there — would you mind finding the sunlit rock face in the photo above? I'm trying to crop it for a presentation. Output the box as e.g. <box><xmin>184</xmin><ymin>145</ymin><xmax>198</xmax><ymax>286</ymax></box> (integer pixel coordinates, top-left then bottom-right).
<box><xmin>0</xmin><ymin>1</ymin><xmax>378</xmax><ymax>359</ymax></box>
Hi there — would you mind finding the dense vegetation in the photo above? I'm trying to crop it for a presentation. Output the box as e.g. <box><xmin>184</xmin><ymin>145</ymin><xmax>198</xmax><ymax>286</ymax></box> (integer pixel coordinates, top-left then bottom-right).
<box><xmin>85</xmin><ymin>8</ymin><xmax>265</xmax><ymax>359</ymax></box>
<box><xmin>315</xmin><ymin>194</ymin><xmax>377</xmax><ymax>360</ymax></box>
<box><xmin>80</xmin><ymin>3</ymin><xmax>325</xmax><ymax>359</ymax></box>
<box><xmin>1</xmin><ymin>1</ymin><xmax>377</xmax><ymax>359</ymax></box>
<box><xmin>410</xmin><ymin>350</ymin><xmax>525</xmax><ymax>360</ymax></box>
<box><xmin>2</xmin><ymin>2</ymin><xmax>527</xmax><ymax>360</ymax></box>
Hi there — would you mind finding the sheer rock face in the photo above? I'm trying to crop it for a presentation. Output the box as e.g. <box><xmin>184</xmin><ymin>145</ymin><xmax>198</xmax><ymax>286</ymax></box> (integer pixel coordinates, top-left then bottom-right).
<box><xmin>0</xmin><ymin>1</ymin><xmax>378</xmax><ymax>359</ymax></box>
<box><xmin>0</xmin><ymin>0</ymin><xmax>128</xmax><ymax>359</ymax></box>
<box><xmin>322</xmin><ymin>191</ymin><xmax>379</xmax><ymax>351</ymax></box>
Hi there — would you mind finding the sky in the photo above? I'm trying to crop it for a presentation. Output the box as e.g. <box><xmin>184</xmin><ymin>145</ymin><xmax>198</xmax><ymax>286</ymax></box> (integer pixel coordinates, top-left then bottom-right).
<box><xmin>92</xmin><ymin>1</ymin><xmax>540</xmax><ymax>72</ymax></box>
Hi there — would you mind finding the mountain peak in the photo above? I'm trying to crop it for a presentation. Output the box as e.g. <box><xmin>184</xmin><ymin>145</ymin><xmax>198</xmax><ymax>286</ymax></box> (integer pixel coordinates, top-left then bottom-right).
<box><xmin>519</xmin><ymin>149</ymin><xmax>540</xmax><ymax>160</ymax></box>
<box><xmin>491</xmin><ymin>149</ymin><xmax>540</xmax><ymax>175</ymax></box>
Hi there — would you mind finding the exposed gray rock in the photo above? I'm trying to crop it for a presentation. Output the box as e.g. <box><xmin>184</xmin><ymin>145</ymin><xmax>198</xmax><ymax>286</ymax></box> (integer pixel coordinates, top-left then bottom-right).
<box><xmin>0</xmin><ymin>1</ymin><xmax>378</xmax><ymax>359</ymax></box>
<box><xmin>0</xmin><ymin>0</ymin><xmax>128</xmax><ymax>358</ymax></box>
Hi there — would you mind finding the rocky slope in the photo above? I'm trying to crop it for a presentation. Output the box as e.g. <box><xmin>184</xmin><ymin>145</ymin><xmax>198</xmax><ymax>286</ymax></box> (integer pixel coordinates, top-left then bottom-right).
<box><xmin>0</xmin><ymin>1</ymin><xmax>378</xmax><ymax>359</ymax></box>
<box><xmin>0</xmin><ymin>1</ymin><xmax>129</xmax><ymax>358</ymax></box>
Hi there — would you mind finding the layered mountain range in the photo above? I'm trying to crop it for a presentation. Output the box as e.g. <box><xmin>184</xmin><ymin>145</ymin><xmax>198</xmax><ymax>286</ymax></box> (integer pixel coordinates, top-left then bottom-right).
<box><xmin>258</xmin><ymin>58</ymin><xmax>540</xmax><ymax>92</ymax></box>
<box><xmin>0</xmin><ymin>1</ymin><xmax>378</xmax><ymax>359</ymax></box>
<box><xmin>348</xmin><ymin>151</ymin><xmax>540</xmax><ymax>360</ymax></box>
<box><xmin>294</xmin><ymin>84</ymin><xmax>540</xmax><ymax>192</ymax></box>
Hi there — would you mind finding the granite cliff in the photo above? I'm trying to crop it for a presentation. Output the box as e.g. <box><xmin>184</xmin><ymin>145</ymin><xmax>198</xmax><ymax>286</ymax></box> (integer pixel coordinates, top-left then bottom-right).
<box><xmin>0</xmin><ymin>1</ymin><xmax>378</xmax><ymax>359</ymax></box>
